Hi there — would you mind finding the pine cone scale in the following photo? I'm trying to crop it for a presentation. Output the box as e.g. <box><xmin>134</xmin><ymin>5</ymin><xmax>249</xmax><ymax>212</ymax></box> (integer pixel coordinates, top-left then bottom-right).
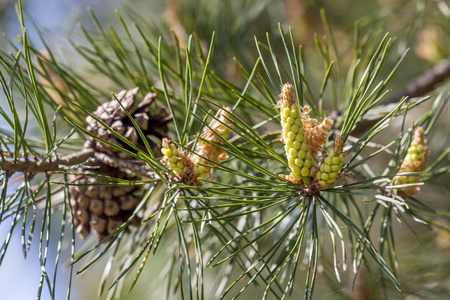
<box><xmin>70</xmin><ymin>88</ymin><xmax>169</xmax><ymax>240</ymax></box>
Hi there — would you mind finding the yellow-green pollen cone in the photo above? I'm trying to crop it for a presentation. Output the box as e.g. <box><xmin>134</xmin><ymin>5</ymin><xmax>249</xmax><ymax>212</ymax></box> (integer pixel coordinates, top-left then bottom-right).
<box><xmin>316</xmin><ymin>149</ymin><xmax>344</xmax><ymax>187</ymax></box>
<box><xmin>161</xmin><ymin>107</ymin><xmax>232</xmax><ymax>185</ymax></box>
<box><xmin>394</xmin><ymin>127</ymin><xmax>429</xmax><ymax>197</ymax></box>
<box><xmin>161</xmin><ymin>138</ymin><xmax>188</xmax><ymax>176</ymax></box>
<box><xmin>278</xmin><ymin>83</ymin><xmax>315</xmax><ymax>184</ymax></box>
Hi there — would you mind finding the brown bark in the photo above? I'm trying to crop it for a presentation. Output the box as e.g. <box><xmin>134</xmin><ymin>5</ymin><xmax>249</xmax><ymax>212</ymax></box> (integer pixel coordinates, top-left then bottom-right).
<box><xmin>0</xmin><ymin>149</ymin><xmax>157</xmax><ymax>179</ymax></box>
<box><xmin>351</xmin><ymin>58</ymin><xmax>450</xmax><ymax>136</ymax></box>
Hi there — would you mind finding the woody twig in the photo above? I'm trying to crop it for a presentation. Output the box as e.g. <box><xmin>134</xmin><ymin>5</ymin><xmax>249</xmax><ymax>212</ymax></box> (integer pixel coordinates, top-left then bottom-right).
<box><xmin>350</xmin><ymin>58</ymin><xmax>450</xmax><ymax>136</ymax></box>
<box><xmin>0</xmin><ymin>149</ymin><xmax>157</xmax><ymax>179</ymax></box>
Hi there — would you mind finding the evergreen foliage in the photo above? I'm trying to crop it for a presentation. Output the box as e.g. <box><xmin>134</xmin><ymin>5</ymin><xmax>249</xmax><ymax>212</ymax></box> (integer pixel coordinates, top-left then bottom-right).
<box><xmin>0</xmin><ymin>1</ymin><xmax>448</xmax><ymax>299</ymax></box>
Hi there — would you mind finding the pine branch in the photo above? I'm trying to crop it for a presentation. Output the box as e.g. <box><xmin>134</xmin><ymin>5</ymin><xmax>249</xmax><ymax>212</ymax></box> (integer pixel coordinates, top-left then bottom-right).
<box><xmin>0</xmin><ymin>149</ymin><xmax>94</xmax><ymax>173</ymax></box>
<box><xmin>0</xmin><ymin>149</ymin><xmax>157</xmax><ymax>179</ymax></box>
<box><xmin>0</xmin><ymin>2</ymin><xmax>448</xmax><ymax>299</ymax></box>
<box><xmin>351</xmin><ymin>58</ymin><xmax>450</xmax><ymax>136</ymax></box>
<box><xmin>389</xmin><ymin>58</ymin><xmax>450</xmax><ymax>103</ymax></box>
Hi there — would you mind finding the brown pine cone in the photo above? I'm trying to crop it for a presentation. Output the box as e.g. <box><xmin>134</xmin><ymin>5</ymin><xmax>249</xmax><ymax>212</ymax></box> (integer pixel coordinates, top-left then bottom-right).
<box><xmin>70</xmin><ymin>88</ymin><xmax>170</xmax><ymax>240</ymax></box>
<box><xmin>69</xmin><ymin>164</ymin><xmax>142</xmax><ymax>240</ymax></box>
<box><xmin>85</xmin><ymin>87</ymin><xmax>171</xmax><ymax>157</ymax></box>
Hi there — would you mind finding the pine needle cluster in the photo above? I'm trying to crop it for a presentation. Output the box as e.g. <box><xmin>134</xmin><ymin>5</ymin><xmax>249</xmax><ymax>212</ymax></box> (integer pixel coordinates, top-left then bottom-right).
<box><xmin>0</xmin><ymin>1</ymin><xmax>448</xmax><ymax>299</ymax></box>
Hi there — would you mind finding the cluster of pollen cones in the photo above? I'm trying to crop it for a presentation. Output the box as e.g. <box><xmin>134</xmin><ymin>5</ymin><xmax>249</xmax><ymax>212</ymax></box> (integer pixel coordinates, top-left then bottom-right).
<box><xmin>162</xmin><ymin>107</ymin><xmax>232</xmax><ymax>186</ymax></box>
<box><xmin>277</xmin><ymin>83</ymin><xmax>345</xmax><ymax>188</ymax></box>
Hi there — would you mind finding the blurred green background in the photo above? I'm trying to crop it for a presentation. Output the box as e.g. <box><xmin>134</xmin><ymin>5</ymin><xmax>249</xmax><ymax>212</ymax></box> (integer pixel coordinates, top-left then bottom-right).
<box><xmin>0</xmin><ymin>0</ymin><xmax>448</xmax><ymax>299</ymax></box>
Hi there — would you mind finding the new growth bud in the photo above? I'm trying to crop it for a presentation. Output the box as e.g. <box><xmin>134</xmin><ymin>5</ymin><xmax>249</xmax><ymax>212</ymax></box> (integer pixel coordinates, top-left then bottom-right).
<box><xmin>276</xmin><ymin>83</ymin><xmax>346</xmax><ymax>188</ymax></box>
<box><xmin>278</xmin><ymin>83</ymin><xmax>315</xmax><ymax>184</ymax></box>
<box><xmin>189</xmin><ymin>107</ymin><xmax>232</xmax><ymax>178</ymax></box>
<box><xmin>316</xmin><ymin>135</ymin><xmax>345</xmax><ymax>187</ymax></box>
<box><xmin>161</xmin><ymin>138</ymin><xmax>188</xmax><ymax>176</ymax></box>
<box><xmin>305</xmin><ymin>116</ymin><xmax>333</xmax><ymax>162</ymax></box>
<box><xmin>161</xmin><ymin>107</ymin><xmax>232</xmax><ymax>186</ymax></box>
<box><xmin>394</xmin><ymin>127</ymin><xmax>430</xmax><ymax>197</ymax></box>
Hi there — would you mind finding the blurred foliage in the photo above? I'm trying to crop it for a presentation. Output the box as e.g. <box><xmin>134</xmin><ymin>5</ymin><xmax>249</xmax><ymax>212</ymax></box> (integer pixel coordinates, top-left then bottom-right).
<box><xmin>0</xmin><ymin>0</ymin><xmax>448</xmax><ymax>300</ymax></box>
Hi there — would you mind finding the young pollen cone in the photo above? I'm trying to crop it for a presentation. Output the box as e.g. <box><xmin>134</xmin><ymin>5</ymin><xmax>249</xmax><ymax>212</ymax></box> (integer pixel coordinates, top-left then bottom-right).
<box><xmin>189</xmin><ymin>107</ymin><xmax>232</xmax><ymax>179</ymax></box>
<box><xmin>277</xmin><ymin>83</ymin><xmax>315</xmax><ymax>185</ymax></box>
<box><xmin>394</xmin><ymin>127</ymin><xmax>430</xmax><ymax>197</ymax></box>
<box><xmin>161</xmin><ymin>107</ymin><xmax>232</xmax><ymax>186</ymax></box>
<box><xmin>315</xmin><ymin>135</ymin><xmax>345</xmax><ymax>188</ymax></box>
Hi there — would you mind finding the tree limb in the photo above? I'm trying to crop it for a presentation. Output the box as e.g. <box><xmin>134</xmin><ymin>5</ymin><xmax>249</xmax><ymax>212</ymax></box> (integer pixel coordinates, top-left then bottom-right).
<box><xmin>0</xmin><ymin>149</ymin><xmax>94</xmax><ymax>173</ymax></box>
<box><xmin>351</xmin><ymin>58</ymin><xmax>450</xmax><ymax>136</ymax></box>
<box><xmin>0</xmin><ymin>149</ymin><xmax>158</xmax><ymax>179</ymax></box>
<box><xmin>387</xmin><ymin>58</ymin><xmax>450</xmax><ymax>104</ymax></box>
